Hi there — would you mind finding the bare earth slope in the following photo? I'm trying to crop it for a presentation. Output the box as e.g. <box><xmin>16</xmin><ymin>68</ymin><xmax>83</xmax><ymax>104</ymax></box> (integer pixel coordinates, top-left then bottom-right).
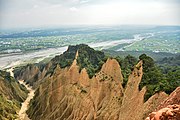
<box><xmin>146</xmin><ymin>87</ymin><xmax>180</xmax><ymax>120</ymax></box>
<box><xmin>18</xmin><ymin>80</ymin><xmax>35</xmax><ymax>120</ymax></box>
<box><xmin>26</xmin><ymin>51</ymin><xmax>169</xmax><ymax>120</ymax></box>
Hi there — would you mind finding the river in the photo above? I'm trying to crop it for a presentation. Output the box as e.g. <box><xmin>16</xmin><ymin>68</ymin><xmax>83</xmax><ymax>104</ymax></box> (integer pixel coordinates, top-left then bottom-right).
<box><xmin>0</xmin><ymin>46</ymin><xmax>68</xmax><ymax>69</ymax></box>
<box><xmin>0</xmin><ymin>33</ymin><xmax>152</xmax><ymax>70</ymax></box>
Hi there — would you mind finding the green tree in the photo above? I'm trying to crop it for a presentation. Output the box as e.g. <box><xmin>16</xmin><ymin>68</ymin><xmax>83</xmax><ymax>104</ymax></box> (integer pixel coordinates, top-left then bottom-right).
<box><xmin>115</xmin><ymin>55</ymin><xmax>138</xmax><ymax>87</ymax></box>
<box><xmin>139</xmin><ymin>54</ymin><xmax>168</xmax><ymax>101</ymax></box>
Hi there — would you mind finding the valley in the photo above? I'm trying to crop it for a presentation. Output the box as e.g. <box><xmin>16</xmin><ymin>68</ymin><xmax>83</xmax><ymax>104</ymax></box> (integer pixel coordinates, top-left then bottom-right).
<box><xmin>1</xmin><ymin>0</ymin><xmax>180</xmax><ymax>119</ymax></box>
<box><xmin>18</xmin><ymin>80</ymin><xmax>35</xmax><ymax>120</ymax></box>
<box><xmin>0</xmin><ymin>26</ymin><xmax>179</xmax><ymax>120</ymax></box>
<box><xmin>6</xmin><ymin>68</ymin><xmax>35</xmax><ymax>120</ymax></box>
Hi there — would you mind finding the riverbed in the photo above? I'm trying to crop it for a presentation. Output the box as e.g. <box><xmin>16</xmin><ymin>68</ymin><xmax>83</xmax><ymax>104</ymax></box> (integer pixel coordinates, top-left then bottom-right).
<box><xmin>0</xmin><ymin>33</ymin><xmax>152</xmax><ymax>70</ymax></box>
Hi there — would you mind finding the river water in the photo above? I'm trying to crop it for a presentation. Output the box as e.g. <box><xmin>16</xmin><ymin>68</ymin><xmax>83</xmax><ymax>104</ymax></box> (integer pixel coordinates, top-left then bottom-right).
<box><xmin>0</xmin><ymin>46</ymin><xmax>68</xmax><ymax>69</ymax></box>
<box><xmin>0</xmin><ymin>33</ymin><xmax>152</xmax><ymax>70</ymax></box>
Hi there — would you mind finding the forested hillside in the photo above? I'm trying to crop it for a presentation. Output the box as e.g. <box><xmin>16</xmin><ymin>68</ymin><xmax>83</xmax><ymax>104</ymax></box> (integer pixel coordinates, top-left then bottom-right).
<box><xmin>0</xmin><ymin>70</ymin><xmax>28</xmax><ymax>120</ymax></box>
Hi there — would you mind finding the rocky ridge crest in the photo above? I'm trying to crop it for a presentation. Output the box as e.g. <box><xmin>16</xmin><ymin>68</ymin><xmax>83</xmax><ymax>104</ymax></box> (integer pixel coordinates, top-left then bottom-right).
<box><xmin>27</xmin><ymin>51</ymin><xmax>168</xmax><ymax>120</ymax></box>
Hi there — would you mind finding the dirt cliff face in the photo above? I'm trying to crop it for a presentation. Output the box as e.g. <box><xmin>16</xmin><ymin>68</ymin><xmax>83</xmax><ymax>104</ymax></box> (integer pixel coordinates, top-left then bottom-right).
<box><xmin>146</xmin><ymin>87</ymin><xmax>180</xmax><ymax>120</ymax></box>
<box><xmin>16</xmin><ymin>64</ymin><xmax>39</xmax><ymax>80</ymax></box>
<box><xmin>14</xmin><ymin>62</ymin><xmax>52</xmax><ymax>88</ymax></box>
<box><xmin>156</xmin><ymin>87</ymin><xmax>180</xmax><ymax>111</ymax></box>
<box><xmin>26</xmin><ymin>51</ymin><xmax>169</xmax><ymax>120</ymax></box>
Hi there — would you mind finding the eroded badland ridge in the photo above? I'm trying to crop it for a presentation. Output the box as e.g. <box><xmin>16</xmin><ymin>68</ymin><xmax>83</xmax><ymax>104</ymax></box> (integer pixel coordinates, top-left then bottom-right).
<box><xmin>12</xmin><ymin>44</ymin><xmax>179</xmax><ymax>120</ymax></box>
<box><xmin>146</xmin><ymin>87</ymin><xmax>180</xmax><ymax>120</ymax></box>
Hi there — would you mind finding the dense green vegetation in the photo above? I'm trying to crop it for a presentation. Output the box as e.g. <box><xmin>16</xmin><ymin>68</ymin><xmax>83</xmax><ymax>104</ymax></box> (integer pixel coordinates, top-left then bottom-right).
<box><xmin>0</xmin><ymin>71</ymin><xmax>28</xmax><ymax>102</ymax></box>
<box><xmin>114</xmin><ymin>53</ymin><xmax>180</xmax><ymax>101</ymax></box>
<box><xmin>0</xmin><ymin>95</ymin><xmax>19</xmax><ymax>120</ymax></box>
<box><xmin>115</xmin><ymin>55</ymin><xmax>138</xmax><ymax>87</ymax></box>
<box><xmin>0</xmin><ymin>70</ymin><xmax>28</xmax><ymax>120</ymax></box>
<box><xmin>139</xmin><ymin>54</ymin><xmax>180</xmax><ymax>101</ymax></box>
<box><xmin>138</xmin><ymin>54</ymin><xmax>164</xmax><ymax>100</ymax></box>
<box><xmin>77</xmin><ymin>45</ymin><xmax>106</xmax><ymax>78</ymax></box>
<box><xmin>48</xmin><ymin>44</ymin><xmax>106</xmax><ymax>78</ymax></box>
<box><xmin>157</xmin><ymin>55</ymin><xmax>180</xmax><ymax>94</ymax></box>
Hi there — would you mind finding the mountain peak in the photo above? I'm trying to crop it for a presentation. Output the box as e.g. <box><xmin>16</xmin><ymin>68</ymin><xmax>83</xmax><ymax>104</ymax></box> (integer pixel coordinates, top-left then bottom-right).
<box><xmin>70</xmin><ymin>50</ymin><xmax>79</xmax><ymax>68</ymax></box>
<box><xmin>101</xmin><ymin>58</ymin><xmax>123</xmax><ymax>83</ymax></box>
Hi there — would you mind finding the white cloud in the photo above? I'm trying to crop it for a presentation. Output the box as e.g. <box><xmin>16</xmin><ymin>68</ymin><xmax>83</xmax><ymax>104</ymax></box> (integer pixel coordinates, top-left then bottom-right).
<box><xmin>72</xmin><ymin>0</ymin><xmax>80</xmax><ymax>2</ymax></box>
<box><xmin>80</xmin><ymin>0</ymin><xmax>89</xmax><ymax>4</ymax></box>
<box><xmin>70</xmin><ymin>7</ymin><xmax>78</xmax><ymax>11</ymax></box>
<box><xmin>0</xmin><ymin>0</ymin><xmax>179</xmax><ymax>29</ymax></box>
<box><xmin>33</xmin><ymin>5</ymin><xmax>39</xmax><ymax>9</ymax></box>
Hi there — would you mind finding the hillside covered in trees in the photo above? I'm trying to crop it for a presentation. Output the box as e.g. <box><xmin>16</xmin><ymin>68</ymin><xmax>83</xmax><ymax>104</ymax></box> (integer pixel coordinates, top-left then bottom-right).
<box><xmin>0</xmin><ymin>70</ymin><xmax>28</xmax><ymax>120</ymax></box>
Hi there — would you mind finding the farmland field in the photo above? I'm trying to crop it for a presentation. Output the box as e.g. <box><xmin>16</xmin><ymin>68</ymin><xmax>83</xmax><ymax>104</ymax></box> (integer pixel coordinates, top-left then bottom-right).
<box><xmin>0</xmin><ymin>25</ymin><xmax>179</xmax><ymax>69</ymax></box>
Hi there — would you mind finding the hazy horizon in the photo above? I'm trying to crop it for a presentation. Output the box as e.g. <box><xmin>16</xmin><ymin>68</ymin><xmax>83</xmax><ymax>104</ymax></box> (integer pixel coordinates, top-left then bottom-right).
<box><xmin>0</xmin><ymin>0</ymin><xmax>180</xmax><ymax>29</ymax></box>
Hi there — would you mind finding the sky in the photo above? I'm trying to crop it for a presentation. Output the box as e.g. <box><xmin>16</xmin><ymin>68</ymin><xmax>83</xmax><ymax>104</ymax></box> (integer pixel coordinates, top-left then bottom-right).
<box><xmin>0</xmin><ymin>0</ymin><xmax>180</xmax><ymax>29</ymax></box>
